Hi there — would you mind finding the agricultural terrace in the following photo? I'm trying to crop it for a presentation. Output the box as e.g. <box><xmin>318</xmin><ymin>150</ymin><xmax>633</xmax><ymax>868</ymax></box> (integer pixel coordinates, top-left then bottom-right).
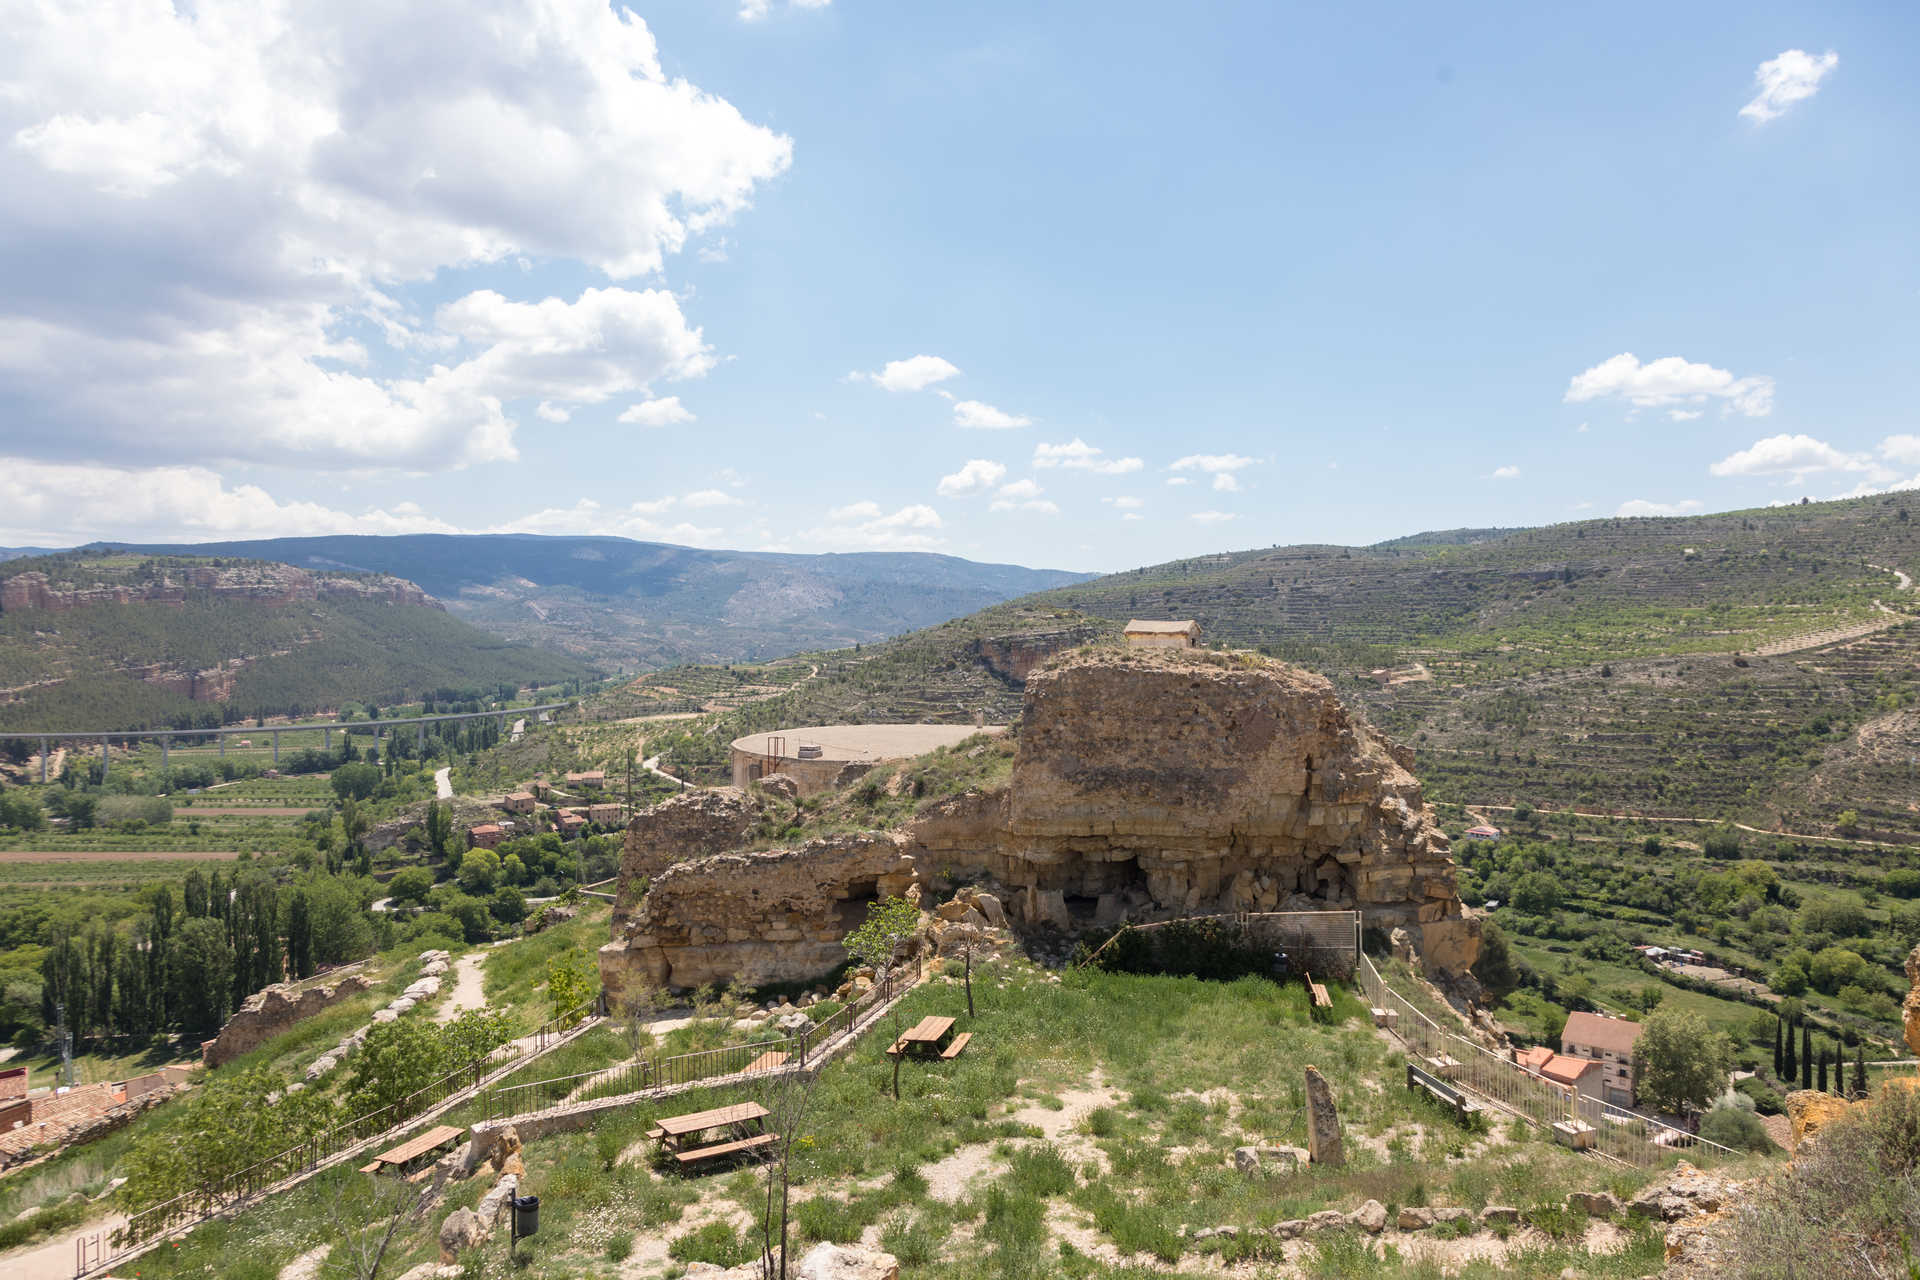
<box><xmin>120</xmin><ymin>954</ymin><xmax>1769</xmax><ymax>1280</ymax></box>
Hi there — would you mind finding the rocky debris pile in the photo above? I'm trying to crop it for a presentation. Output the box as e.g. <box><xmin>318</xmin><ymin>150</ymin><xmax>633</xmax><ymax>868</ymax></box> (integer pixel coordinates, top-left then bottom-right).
<box><xmin>305</xmin><ymin>951</ymin><xmax>448</xmax><ymax>1082</ymax></box>
<box><xmin>1623</xmin><ymin>1161</ymin><xmax>1738</xmax><ymax>1223</ymax></box>
<box><xmin>684</xmin><ymin>1243</ymin><xmax>900</xmax><ymax>1279</ymax></box>
<box><xmin>204</xmin><ymin>972</ymin><xmax>371</xmax><ymax>1067</ymax></box>
<box><xmin>1232</xmin><ymin>1144</ymin><xmax>1308</xmax><ymax>1173</ymax></box>
<box><xmin>1189</xmin><ymin>1188</ymin><xmax>1629</xmax><ymax>1246</ymax></box>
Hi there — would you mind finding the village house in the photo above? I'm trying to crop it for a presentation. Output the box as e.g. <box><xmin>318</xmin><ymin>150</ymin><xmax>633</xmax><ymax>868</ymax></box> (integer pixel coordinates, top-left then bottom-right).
<box><xmin>1559</xmin><ymin>1011</ymin><xmax>1643</xmax><ymax>1108</ymax></box>
<box><xmin>1122</xmin><ymin>619</ymin><xmax>1201</xmax><ymax>650</ymax></box>
<box><xmin>586</xmin><ymin>802</ymin><xmax>627</xmax><ymax>826</ymax></box>
<box><xmin>500</xmin><ymin>791</ymin><xmax>536</xmax><ymax>814</ymax></box>
<box><xmin>1463</xmin><ymin>824</ymin><xmax>1502</xmax><ymax>842</ymax></box>
<box><xmin>467</xmin><ymin>822</ymin><xmax>505</xmax><ymax>850</ymax></box>
<box><xmin>556</xmin><ymin>812</ymin><xmax>587</xmax><ymax>836</ymax></box>
<box><xmin>565</xmin><ymin>770</ymin><xmax>606</xmax><ymax>788</ymax></box>
<box><xmin>1514</xmin><ymin>1044</ymin><xmax>1606</xmax><ymax>1103</ymax></box>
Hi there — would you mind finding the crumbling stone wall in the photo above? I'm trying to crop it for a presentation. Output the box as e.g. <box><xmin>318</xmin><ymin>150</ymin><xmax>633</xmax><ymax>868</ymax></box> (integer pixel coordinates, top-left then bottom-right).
<box><xmin>600</xmin><ymin>832</ymin><xmax>918</xmax><ymax>1001</ymax></box>
<box><xmin>613</xmin><ymin>787</ymin><xmax>760</xmax><ymax>926</ymax></box>
<box><xmin>203</xmin><ymin>972</ymin><xmax>370</xmax><ymax>1067</ymax></box>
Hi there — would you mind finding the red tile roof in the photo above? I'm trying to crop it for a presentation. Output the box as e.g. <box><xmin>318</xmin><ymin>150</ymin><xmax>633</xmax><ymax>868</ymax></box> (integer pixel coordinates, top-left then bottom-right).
<box><xmin>1562</xmin><ymin>1011</ymin><xmax>1643</xmax><ymax>1056</ymax></box>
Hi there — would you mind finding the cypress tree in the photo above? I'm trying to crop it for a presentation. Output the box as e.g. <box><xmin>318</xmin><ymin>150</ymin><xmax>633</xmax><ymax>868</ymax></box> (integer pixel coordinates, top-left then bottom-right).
<box><xmin>1816</xmin><ymin>1047</ymin><xmax>1828</xmax><ymax>1093</ymax></box>
<box><xmin>1851</xmin><ymin>1046</ymin><xmax>1868</xmax><ymax>1099</ymax></box>
<box><xmin>1800</xmin><ymin>1024</ymin><xmax>1814</xmax><ymax>1090</ymax></box>
<box><xmin>1782</xmin><ymin>1018</ymin><xmax>1798</xmax><ymax>1080</ymax></box>
<box><xmin>1772</xmin><ymin>1018</ymin><xmax>1783</xmax><ymax>1077</ymax></box>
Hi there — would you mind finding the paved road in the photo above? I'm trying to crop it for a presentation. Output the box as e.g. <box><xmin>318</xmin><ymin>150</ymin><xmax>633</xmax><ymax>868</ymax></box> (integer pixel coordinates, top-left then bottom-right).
<box><xmin>434</xmin><ymin>766</ymin><xmax>452</xmax><ymax>800</ymax></box>
<box><xmin>7</xmin><ymin>1210</ymin><xmax>125</xmax><ymax>1280</ymax></box>
<box><xmin>641</xmin><ymin>755</ymin><xmax>691</xmax><ymax>790</ymax></box>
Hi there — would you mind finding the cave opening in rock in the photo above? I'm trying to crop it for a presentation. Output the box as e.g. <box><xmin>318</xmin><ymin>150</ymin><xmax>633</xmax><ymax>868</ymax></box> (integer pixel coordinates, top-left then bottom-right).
<box><xmin>832</xmin><ymin>877</ymin><xmax>880</xmax><ymax>933</ymax></box>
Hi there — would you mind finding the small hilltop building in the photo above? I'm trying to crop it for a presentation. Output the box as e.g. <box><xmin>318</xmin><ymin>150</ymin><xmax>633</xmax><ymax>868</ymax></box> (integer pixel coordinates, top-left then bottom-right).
<box><xmin>1123</xmin><ymin>619</ymin><xmax>1200</xmax><ymax>650</ymax></box>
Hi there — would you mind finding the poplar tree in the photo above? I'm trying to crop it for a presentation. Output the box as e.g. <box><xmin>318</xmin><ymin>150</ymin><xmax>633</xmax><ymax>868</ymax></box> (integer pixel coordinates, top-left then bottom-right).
<box><xmin>1800</xmin><ymin>1024</ymin><xmax>1814</xmax><ymax>1090</ymax></box>
<box><xmin>1772</xmin><ymin>1018</ymin><xmax>1783</xmax><ymax>1077</ymax></box>
<box><xmin>1816</xmin><ymin>1047</ymin><xmax>1828</xmax><ymax>1093</ymax></box>
<box><xmin>1851</xmin><ymin>1046</ymin><xmax>1868</xmax><ymax>1099</ymax></box>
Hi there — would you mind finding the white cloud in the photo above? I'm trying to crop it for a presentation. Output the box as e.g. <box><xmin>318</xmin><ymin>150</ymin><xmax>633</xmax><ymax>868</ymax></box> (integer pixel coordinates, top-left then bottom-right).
<box><xmin>1616</xmin><ymin>498</ymin><xmax>1705</xmax><ymax>517</ymax></box>
<box><xmin>1169</xmin><ymin>453</ymin><xmax>1257</xmax><ymax>476</ymax></box>
<box><xmin>1190</xmin><ymin>510</ymin><xmax>1235</xmax><ymax>524</ymax></box>
<box><xmin>0</xmin><ymin>0</ymin><xmax>789</xmax><ymax>472</ymax></box>
<box><xmin>1032</xmin><ymin>437</ymin><xmax>1143</xmax><ymax>475</ymax></box>
<box><xmin>1564</xmin><ymin>353</ymin><xmax>1775</xmax><ymax>419</ymax></box>
<box><xmin>996</xmin><ymin>478</ymin><xmax>1044</xmax><ymax>500</ymax></box>
<box><xmin>0</xmin><ymin>458</ymin><xmax>460</xmax><ymax>544</ymax></box>
<box><xmin>848</xmin><ymin>355</ymin><xmax>960</xmax><ymax>393</ymax></box>
<box><xmin>680</xmin><ymin>488</ymin><xmax>740</xmax><ymax>508</ymax></box>
<box><xmin>1122</xmin><ymin>512</ymin><xmax>1143</xmax><ymax>521</ymax></box>
<box><xmin>989</xmin><ymin>497</ymin><xmax>1059</xmax><ymax>515</ymax></box>
<box><xmin>1709</xmin><ymin>433</ymin><xmax>1876</xmax><ymax>480</ymax></box>
<box><xmin>1165</xmin><ymin>476</ymin><xmax>1191</xmax><ymax>486</ymax></box>
<box><xmin>1879</xmin><ymin>435</ymin><xmax>1920</xmax><ymax>467</ymax></box>
<box><xmin>1101</xmin><ymin>495</ymin><xmax>1144</xmax><ymax>510</ymax></box>
<box><xmin>952</xmin><ymin>399</ymin><xmax>1031</xmax><ymax>429</ymax></box>
<box><xmin>535</xmin><ymin>401</ymin><xmax>571</xmax><ymax>423</ymax></box>
<box><xmin>1491</xmin><ymin>465</ymin><xmax>1520</xmax><ymax>480</ymax></box>
<box><xmin>1740</xmin><ymin>49</ymin><xmax>1839</xmax><ymax>123</ymax></box>
<box><xmin>739</xmin><ymin>0</ymin><xmax>829</xmax><ymax>20</ymax></box>
<box><xmin>619</xmin><ymin>395</ymin><xmax>697</xmax><ymax>427</ymax></box>
<box><xmin>1212</xmin><ymin>473</ymin><xmax>1240</xmax><ymax>492</ymax></box>
<box><xmin>936</xmin><ymin>459</ymin><xmax>1007</xmax><ymax>497</ymax></box>
<box><xmin>492</xmin><ymin>497</ymin><xmax>723</xmax><ymax>545</ymax></box>
<box><xmin>806</xmin><ymin>501</ymin><xmax>945</xmax><ymax>550</ymax></box>
<box><xmin>1576</xmin><ymin>422</ymin><xmax>1589</xmax><ymax>433</ymax></box>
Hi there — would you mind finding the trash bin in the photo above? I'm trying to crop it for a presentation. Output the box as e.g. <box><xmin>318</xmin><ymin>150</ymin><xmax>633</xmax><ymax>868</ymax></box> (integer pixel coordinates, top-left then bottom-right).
<box><xmin>511</xmin><ymin>1194</ymin><xmax>539</xmax><ymax>1240</ymax></box>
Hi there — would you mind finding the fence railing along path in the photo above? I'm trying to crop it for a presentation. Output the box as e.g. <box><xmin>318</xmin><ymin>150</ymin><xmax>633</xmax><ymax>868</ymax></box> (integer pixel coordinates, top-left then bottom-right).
<box><xmin>71</xmin><ymin>998</ymin><xmax>602</xmax><ymax>1279</ymax></box>
<box><xmin>479</xmin><ymin>963</ymin><xmax>919</xmax><ymax>1126</ymax></box>
<box><xmin>1356</xmin><ymin>955</ymin><xmax>1738</xmax><ymax>1167</ymax></box>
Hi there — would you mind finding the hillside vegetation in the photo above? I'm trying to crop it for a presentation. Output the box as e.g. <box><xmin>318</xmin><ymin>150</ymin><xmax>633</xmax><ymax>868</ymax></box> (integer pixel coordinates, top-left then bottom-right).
<box><xmin>109</xmin><ymin>533</ymin><xmax>1093</xmax><ymax>669</ymax></box>
<box><xmin>0</xmin><ymin>553</ymin><xmax>594</xmax><ymax>731</ymax></box>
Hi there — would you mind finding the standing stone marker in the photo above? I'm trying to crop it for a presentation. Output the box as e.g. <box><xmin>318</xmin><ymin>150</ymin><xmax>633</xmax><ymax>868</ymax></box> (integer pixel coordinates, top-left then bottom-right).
<box><xmin>1304</xmin><ymin>1065</ymin><xmax>1343</xmax><ymax>1167</ymax></box>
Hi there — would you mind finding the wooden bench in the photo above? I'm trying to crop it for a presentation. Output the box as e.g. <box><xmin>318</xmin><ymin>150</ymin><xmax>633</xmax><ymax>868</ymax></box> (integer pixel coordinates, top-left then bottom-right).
<box><xmin>359</xmin><ymin>1123</ymin><xmax>465</xmax><ymax>1176</ymax></box>
<box><xmin>938</xmin><ymin>1032</ymin><xmax>971</xmax><ymax>1060</ymax></box>
<box><xmin>674</xmin><ymin>1131</ymin><xmax>779</xmax><ymax>1166</ymax></box>
<box><xmin>1305</xmin><ymin>972</ymin><xmax>1333</xmax><ymax>1020</ymax></box>
<box><xmin>1406</xmin><ymin>1063</ymin><xmax>1483</xmax><ymax>1126</ymax></box>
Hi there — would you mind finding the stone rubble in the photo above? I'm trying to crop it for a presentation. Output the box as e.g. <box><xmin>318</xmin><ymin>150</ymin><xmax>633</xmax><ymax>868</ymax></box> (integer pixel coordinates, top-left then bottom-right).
<box><xmin>306</xmin><ymin>950</ymin><xmax>451</xmax><ymax>1082</ymax></box>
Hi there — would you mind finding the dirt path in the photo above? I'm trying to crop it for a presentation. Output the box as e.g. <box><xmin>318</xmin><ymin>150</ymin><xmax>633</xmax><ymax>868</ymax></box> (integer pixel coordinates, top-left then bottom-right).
<box><xmin>0</xmin><ymin>849</ymin><xmax>243</xmax><ymax>862</ymax></box>
<box><xmin>436</xmin><ymin>950</ymin><xmax>489</xmax><ymax>1025</ymax></box>
<box><xmin>4</xmin><ymin>1211</ymin><xmax>124</xmax><ymax>1280</ymax></box>
<box><xmin>434</xmin><ymin>766</ymin><xmax>452</xmax><ymax>800</ymax></box>
<box><xmin>1470</xmin><ymin>802</ymin><xmax>1914</xmax><ymax>850</ymax></box>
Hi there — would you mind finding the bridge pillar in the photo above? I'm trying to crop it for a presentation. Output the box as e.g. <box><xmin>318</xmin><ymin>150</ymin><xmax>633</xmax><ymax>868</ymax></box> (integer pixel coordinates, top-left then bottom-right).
<box><xmin>161</xmin><ymin>735</ymin><xmax>169</xmax><ymax>772</ymax></box>
<box><xmin>219</xmin><ymin>732</ymin><xmax>225</xmax><ymax>758</ymax></box>
<box><xmin>417</xmin><ymin>722</ymin><xmax>425</xmax><ymax>752</ymax></box>
<box><xmin>272</xmin><ymin>730</ymin><xmax>280</xmax><ymax>765</ymax></box>
<box><xmin>100</xmin><ymin>736</ymin><xmax>109</xmax><ymax>781</ymax></box>
<box><xmin>324</xmin><ymin>726</ymin><xmax>331</xmax><ymax>753</ymax></box>
<box><xmin>40</xmin><ymin>736</ymin><xmax>47</xmax><ymax>784</ymax></box>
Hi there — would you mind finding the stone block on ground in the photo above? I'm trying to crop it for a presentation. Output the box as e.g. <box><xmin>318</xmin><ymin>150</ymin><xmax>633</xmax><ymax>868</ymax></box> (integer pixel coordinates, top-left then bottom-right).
<box><xmin>1304</xmin><ymin>1066</ymin><xmax>1343</xmax><ymax>1167</ymax></box>
<box><xmin>1566</xmin><ymin>1190</ymin><xmax>1620</xmax><ymax>1217</ymax></box>
<box><xmin>438</xmin><ymin>1207</ymin><xmax>486</xmax><ymax>1261</ymax></box>
<box><xmin>1348</xmin><ymin>1199</ymin><xmax>1387</xmax><ymax>1233</ymax></box>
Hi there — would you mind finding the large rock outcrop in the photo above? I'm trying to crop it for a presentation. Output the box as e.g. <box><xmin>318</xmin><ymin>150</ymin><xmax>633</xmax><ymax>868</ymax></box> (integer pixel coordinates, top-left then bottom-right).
<box><xmin>600</xmin><ymin>833</ymin><xmax>919</xmax><ymax>1003</ymax></box>
<box><xmin>1905</xmin><ymin>942</ymin><xmax>1920</xmax><ymax>1056</ymax></box>
<box><xmin>613</xmin><ymin>786</ymin><xmax>760</xmax><ymax>926</ymax></box>
<box><xmin>601</xmin><ymin>646</ymin><xmax>1478</xmax><ymax>994</ymax></box>
<box><xmin>921</xmin><ymin>648</ymin><xmax>1477</xmax><ymax>970</ymax></box>
<box><xmin>203</xmin><ymin>973</ymin><xmax>371</xmax><ymax>1067</ymax></box>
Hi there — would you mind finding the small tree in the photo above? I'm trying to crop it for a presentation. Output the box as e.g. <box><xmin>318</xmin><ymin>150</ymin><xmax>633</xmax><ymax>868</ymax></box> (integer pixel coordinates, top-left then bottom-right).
<box><xmin>842</xmin><ymin>896</ymin><xmax>922</xmax><ymax>1100</ymax></box>
<box><xmin>1850</xmin><ymin>1045</ymin><xmax>1868</xmax><ymax>1099</ymax></box>
<box><xmin>1632</xmin><ymin>1005</ymin><xmax>1734</xmax><ymax>1115</ymax></box>
<box><xmin>545</xmin><ymin>949</ymin><xmax>599</xmax><ymax>1025</ymax></box>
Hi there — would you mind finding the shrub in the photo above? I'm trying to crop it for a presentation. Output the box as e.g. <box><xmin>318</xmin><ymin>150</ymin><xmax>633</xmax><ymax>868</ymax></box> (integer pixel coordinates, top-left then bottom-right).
<box><xmin>1700</xmin><ymin>1103</ymin><xmax>1774</xmax><ymax>1153</ymax></box>
<box><xmin>668</xmin><ymin>1221</ymin><xmax>753</xmax><ymax>1267</ymax></box>
<box><xmin>603</xmin><ymin>1232</ymin><xmax>632</xmax><ymax>1261</ymax></box>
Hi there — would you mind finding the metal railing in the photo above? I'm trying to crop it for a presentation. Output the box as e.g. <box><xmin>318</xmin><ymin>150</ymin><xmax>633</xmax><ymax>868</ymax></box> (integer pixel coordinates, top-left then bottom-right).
<box><xmin>1356</xmin><ymin>953</ymin><xmax>1738</xmax><ymax>1167</ymax></box>
<box><xmin>74</xmin><ymin>997</ymin><xmax>599</xmax><ymax>1277</ymax></box>
<box><xmin>479</xmin><ymin>967</ymin><xmax>908</xmax><ymax>1124</ymax></box>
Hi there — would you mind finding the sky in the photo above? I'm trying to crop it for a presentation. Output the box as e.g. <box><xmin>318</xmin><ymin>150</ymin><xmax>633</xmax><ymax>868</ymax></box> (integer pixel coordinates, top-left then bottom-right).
<box><xmin>0</xmin><ymin>1</ymin><xmax>1914</xmax><ymax>573</ymax></box>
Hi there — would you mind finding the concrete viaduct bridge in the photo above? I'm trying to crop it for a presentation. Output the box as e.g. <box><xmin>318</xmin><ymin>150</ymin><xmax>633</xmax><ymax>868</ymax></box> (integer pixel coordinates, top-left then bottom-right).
<box><xmin>8</xmin><ymin>702</ymin><xmax>572</xmax><ymax>782</ymax></box>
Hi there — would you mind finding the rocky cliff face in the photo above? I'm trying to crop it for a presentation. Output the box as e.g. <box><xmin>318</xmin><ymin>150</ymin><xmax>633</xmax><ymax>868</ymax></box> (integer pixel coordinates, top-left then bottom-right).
<box><xmin>0</xmin><ymin>564</ymin><xmax>438</xmax><ymax>613</ymax></box>
<box><xmin>600</xmin><ymin>646</ymin><xmax>1478</xmax><ymax>994</ymax></box>
<box><xmin>203</xmin><ymin>972</ymin><xmax>371</xmax><ymax>1067</ymax></box>
<box><xmin>970</xmin><ymin>626</ymin><xmax>1103</xmax><ymax>683</ymax></box>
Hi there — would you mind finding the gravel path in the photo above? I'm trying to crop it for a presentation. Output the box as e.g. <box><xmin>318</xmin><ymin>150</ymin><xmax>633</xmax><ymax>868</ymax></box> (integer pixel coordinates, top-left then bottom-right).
<box><xmin>436</xmin><ymin>951</ymin><xmax>488</xmax><ymax>1025</ymax></box>
<box><xmin>434</xmin><ymin>766</ymin><xmax>452</xmax><ymax>800</ymax></box>
<box><xmin>4</xmin><ymin>1211</ymin><xmax>125</xmax><ymax>1280</ymax></box>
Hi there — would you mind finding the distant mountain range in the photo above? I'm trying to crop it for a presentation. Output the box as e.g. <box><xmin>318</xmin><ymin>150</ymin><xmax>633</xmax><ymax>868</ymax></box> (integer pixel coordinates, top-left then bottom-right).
<box><xmin>86</xmin><ymin>534</ymin><xmax>1093</xmax><ymax>668</ymax></box>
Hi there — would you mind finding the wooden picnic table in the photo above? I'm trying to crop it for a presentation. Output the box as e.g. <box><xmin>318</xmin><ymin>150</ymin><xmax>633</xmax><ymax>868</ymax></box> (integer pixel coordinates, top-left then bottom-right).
<box><xmin>649</xmin><ymin>1102</ymin><xmax>777</xmax><ymax>1168</ymax></box>
<box><xmin>888</xmin><ymin>1016</ymin><xmax>971</xmax><ymax>1062</ymax></box>
<box><xmin>359</xmin><ymin>1123</ymin><xmax>465</xmax><ymax>1175</ymax></box>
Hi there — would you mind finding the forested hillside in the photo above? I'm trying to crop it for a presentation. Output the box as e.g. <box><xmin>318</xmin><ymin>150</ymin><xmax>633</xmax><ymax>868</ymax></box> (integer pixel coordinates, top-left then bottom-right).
<box><xmin>104</xmin><ymin>533</ymin><xmax>1093</xmax><ymax>668</ymax></box>
<box><xmin>0</xmin><ymin>554</ymin><xmax>594</xmax><ymax>731</ymax></box>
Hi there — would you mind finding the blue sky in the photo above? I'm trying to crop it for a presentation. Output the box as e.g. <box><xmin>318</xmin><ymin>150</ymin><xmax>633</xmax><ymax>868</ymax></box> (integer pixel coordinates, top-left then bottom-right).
<box><xmin>0</xmin><ymin>1</ymin><xmax>1913</xmax><ymax>572</ymax></box>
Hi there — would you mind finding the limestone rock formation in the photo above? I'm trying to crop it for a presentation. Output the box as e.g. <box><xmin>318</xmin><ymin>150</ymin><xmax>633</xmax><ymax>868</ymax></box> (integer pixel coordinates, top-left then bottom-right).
<box><xmin>203</xmin><ymin>974</ymin><xmax>370</xmax><ymax>1067</ymax></box>
<box><xmin>1905</xmin><ymin>942</ymin><xmax>1920</xmax><ymax>1056</ymax></box>
<box><xmin>1303</xmin><ymin>1066</ymin><xmax>1343</xmax><ymax>1167</ymax></box>
<box><xmin>437</xmin><ymin>1207</ymin><xmax>485</xmax><ymax>1262</ymax></box>
<box><xmin>600</xmin><ymin>833</ymin><xmax>919</xmax><ymax>1001</ymax></box>
<box><xmin>601</xmin><ymin>646</ymin><xmax>1479</xmax><ymax>995</ymax></box>
<box><xmin>613</xmin><ymin>787</ymin><xmax>760</xmax><ymax>925</ymax></box>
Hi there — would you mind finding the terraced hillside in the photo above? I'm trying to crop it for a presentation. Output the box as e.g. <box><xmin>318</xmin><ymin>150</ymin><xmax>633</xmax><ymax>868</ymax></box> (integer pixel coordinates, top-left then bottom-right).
<box><xmin>625</xmin><ymin>495</ymin><xmax>1920</xmax><ymax>838</ymax></box>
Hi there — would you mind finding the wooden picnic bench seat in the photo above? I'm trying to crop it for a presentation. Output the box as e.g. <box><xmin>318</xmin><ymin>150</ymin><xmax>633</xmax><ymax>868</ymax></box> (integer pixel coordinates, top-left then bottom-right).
<box><xmin>1406</xmin><ymin>1062</ymin><xmax>1483</xmax><ymax>1126</ymax></box>
<box><xmin>938</xmin><ymin>1032</ymin><xmax>971</xmax><ymax>1060</ymax></box>
<box><xmin>1305</xmin><ymin>973</ymin><xmax>1332</xmax><ymax>1008</ymax></box>
<box><xmin>674</xmin><ymin>1131</ymin><xmax>779</xmax><ymax>1165</ymax></box>
<box><xmin>361</xmin><ymin>1123</ymin><xmax>465</xmax><ymax>1176</ymax></box>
